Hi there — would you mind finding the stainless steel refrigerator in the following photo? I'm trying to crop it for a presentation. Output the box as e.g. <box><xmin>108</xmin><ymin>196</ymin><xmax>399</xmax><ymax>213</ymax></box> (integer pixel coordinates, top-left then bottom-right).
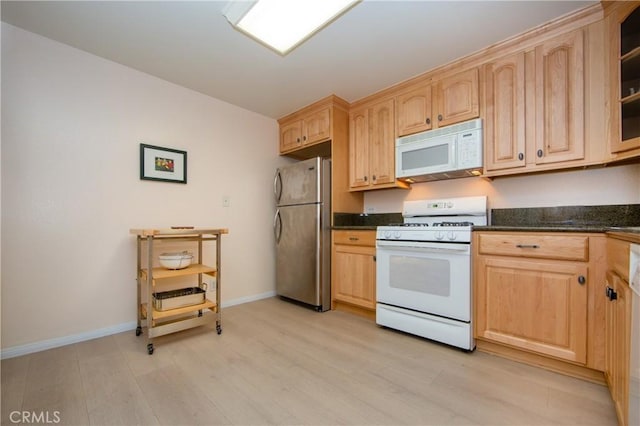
<box><xmin>274</xmin><ymin>157</ymin><xmax>331</xmax><ymax>312</ymax></box>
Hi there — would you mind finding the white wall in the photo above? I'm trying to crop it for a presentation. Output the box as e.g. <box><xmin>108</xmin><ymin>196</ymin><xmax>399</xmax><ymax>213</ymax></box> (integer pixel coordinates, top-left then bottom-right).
<box><xmin>365</xmin><ymin>164</ymin><xmax>640</xmax><ymax>214</ymax></box>
<box><xmin>1</xmin><ymin>23</ymin><xmax>290</xmax><ymax>354</ymax></box>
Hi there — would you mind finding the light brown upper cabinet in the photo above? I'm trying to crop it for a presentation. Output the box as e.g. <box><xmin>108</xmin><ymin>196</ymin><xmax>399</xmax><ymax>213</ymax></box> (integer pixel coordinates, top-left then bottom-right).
<box><xmin>435</xmin><ymin>68</ymin><xmax>480</xmax><ymax>127</ymax></box>
<box><xmin>396</xmin><ymin>84</ymin><xmax>433</xmax><ymax>136</ymax></box>
<box><xmin>483</xmin><ymin>52</ymin><xmax>527</xmax><ymax>171</ymax></box>
<box><xmin>279</xmin><ymin>106</ymin><xmax>331</xmax><ymax>154</ymax></box>
<box><xmin>483</xmin><ymin>28</ymin><xmax>592</xmax><ymax>175</ymax></box>
<box><xmin>534</xmin><ymin>29</ymin><xmax>585</xmax><ymax>165</ymax></box>
<box><xmin>607</xmin><ymin>2</ymin><xmax>640</xmax><ymax>159</ymax></box>
<box><xmin>396</xmin><ymin>68</ymin><xmax>479</xmax><ymax>137</ymax></box>
<box><xmin>350</xmin><ymin>98</ymin><xmax>408</xmax><ymax>191</ymax></box>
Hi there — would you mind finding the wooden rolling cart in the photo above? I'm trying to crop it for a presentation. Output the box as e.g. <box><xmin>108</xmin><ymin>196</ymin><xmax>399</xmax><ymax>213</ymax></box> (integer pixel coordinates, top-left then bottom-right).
<box><xmin>129</xmin><ymin>228</ymin><xmax>228</xmax><ymax>354</ymax></box>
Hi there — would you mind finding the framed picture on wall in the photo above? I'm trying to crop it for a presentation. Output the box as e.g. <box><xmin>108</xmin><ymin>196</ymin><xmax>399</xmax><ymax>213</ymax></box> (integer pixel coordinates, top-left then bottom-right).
<box><xmin>140</xmin><ymin>143</ymin><xmax>187</xmax><ymax>184</ymax></box>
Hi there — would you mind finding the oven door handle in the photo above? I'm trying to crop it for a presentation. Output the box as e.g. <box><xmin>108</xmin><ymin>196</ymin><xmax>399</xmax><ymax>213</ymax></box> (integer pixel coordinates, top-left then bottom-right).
<box><xmin>376</xmin><ymin>240</ymin><xmax>470</xmax><ymax>253</ymax></box>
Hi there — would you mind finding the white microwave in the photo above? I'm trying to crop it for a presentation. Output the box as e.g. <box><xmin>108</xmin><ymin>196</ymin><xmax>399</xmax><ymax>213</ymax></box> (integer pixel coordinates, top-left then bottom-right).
<box><xmin>396</xmin><ymin>118</ymin><xmax>483</xmax><ymax>182</ymax></box>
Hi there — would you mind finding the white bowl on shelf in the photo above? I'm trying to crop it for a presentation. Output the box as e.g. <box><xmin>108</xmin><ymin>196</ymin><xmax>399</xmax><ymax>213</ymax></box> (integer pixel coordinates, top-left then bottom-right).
<box><xmin>158</xmin><ymin>251</ymin><xmax>193</xmax><ymax>269</ymax></box>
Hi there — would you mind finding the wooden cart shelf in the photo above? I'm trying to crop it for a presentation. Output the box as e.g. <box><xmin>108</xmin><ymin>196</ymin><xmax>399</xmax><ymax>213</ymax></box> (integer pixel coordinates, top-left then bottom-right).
<box><xmin>152</xmin><ymin>299</ymin><xmax>217</xmax><ymax>320</ymax></box>
<box><xmin>131</xmin><ymin>227</ymin><xmax>227</xmax><ymax>355</ymax></box>
<box><xmin>139</xmin><ymin>264</ymin><xmax>217</xmax><ymax>281</ymax></box>
<box><xmin>139</xmin><ymin>300</ymin><xmax>217</xmax><ymax>321</ymax></box>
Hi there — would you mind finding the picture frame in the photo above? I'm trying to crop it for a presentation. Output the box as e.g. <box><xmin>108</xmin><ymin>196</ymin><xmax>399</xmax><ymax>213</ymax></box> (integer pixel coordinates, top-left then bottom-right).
<box><xmin>140</xmin><ymin>143</ymin><xmax>187</xmax><ymax>184</ymax></box>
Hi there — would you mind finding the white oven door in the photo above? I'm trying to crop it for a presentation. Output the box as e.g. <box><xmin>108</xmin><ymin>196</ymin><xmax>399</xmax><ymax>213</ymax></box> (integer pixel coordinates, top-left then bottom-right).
<box><xmin>376</xmin><ymin>240</ymin><xmax>471</xmax><ymax>322</ymax></box>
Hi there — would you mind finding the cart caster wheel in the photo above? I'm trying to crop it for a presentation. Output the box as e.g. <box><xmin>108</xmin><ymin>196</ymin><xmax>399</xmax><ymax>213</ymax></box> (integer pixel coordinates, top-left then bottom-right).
<box><xmin>216</xmin><ymin>325</ymin><xmax>222</xmax><ymax>335</ymax></box>
<box><xmin>147</xmin><ymin>343</ymin><xmax>154</xmax><ymax>355</ymax></box>
<box><xmin>198</xmin><ymin>310</ymin><xmax>203</xmax><ymax>317</ymax></box>
<box><xmin>135</xmin><ymin>326</ymin><xmax>142</xmax><ymax>337</ymax></box>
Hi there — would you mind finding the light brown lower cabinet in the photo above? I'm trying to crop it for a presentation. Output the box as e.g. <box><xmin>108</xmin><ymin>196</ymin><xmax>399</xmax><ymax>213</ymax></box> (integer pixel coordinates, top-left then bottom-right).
<box><xmin>473</xmin><ymin>232</ymin><xmax>606</xmax><ymax>378</ymax></box>
<box><xmin>332</xmin><ymin>230</ymin><xmax>376</xmax><ymax>315</ymax></box>
<box><xmin>475</xmin><ymin>253</ymin><xmax>588</xmax><ymax>363</ymax></box>
<box><xmin>605</xmin><ymin>236</ymin><xmax>634</xmax><ymax>426</ymax></box>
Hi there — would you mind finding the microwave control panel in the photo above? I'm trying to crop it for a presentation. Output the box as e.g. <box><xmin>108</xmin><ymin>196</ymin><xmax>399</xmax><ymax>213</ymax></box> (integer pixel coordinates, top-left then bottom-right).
<box><xmin>457</xmin><ymin>130</ymin><xmax>482</xmax><ymax>169</ymax></box>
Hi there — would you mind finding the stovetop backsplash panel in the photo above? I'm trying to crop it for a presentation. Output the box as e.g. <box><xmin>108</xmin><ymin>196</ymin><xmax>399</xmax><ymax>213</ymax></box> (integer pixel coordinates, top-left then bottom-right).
<box><xmin>490</xmin><ymin>204</ymin><xmax>640</xmax><ymax>228</ymax></box>
<box><xmin>333</xmin><ymin>212</ymin><xmax>402</xmax><ymax>229</ymax></box>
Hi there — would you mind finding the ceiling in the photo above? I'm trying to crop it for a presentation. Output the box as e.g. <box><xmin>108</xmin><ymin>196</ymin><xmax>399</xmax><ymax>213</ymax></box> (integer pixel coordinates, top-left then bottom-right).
<box><xmin>1</xmin><ymin>0</ymin><xmax>596</xmax><ymax>119</ymax></box>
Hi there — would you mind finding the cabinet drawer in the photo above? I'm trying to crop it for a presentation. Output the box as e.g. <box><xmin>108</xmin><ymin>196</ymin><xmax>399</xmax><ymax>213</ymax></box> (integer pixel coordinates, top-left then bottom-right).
<box><xmin>477</xmin><ymin>233</ymin><xmax>589</xmax><ymax>261</ymax></box>
<box><xmin>333</xmin><ymin>230</ymin><xmax>376</xmax><ymax>246</ymax></box>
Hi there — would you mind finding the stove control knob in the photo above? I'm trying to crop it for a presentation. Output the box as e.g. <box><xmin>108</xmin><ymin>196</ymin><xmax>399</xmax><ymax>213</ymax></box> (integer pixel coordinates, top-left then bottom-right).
<box><xmin>393</xmin><ymin>231</ymin><xmax>401</xmax><ymax>239</ymax></box>
<box><xmin>448</xmin><ymin>231</ymin><xmax>457</xmax><ymax>241</ymax></box>
<box><xmin>435</xmin><ymin>231</ymin><xmax>445</xmax><ymax>241</ymax></box>
<box><xmin>383</xmin><ymin>230</ymin><xmax>392</xmax><ymax>239</ymax></box>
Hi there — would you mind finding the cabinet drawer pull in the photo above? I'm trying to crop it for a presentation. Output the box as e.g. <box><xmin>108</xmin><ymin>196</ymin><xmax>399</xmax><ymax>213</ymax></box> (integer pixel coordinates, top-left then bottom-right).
<box><xmin>349</xmin><ymin>237</ymin><xmax>359</xmax><ymax>241</ymax></box>
<box><xmin>578</xmin><ymin>275</ymin><xmax>586</xmax><ymax>285</ymax></box>
<box><xmin>516</xmin><ymin>244</ymin><xmax>540</xmax><ymax>249</ymax></box>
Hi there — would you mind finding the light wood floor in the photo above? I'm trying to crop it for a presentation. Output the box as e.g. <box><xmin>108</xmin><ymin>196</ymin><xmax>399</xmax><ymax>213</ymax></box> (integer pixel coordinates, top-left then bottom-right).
<box><xmin>2</xmin><ymin>297</ymin><xmax>617</xmax><ymax>425</ymax></box>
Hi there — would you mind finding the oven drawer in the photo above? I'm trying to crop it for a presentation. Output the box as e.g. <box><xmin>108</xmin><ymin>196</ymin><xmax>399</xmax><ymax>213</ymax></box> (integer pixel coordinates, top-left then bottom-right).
<box><xmin>477</xmin><ymin>233</ymin><xmax>589</xmax><ymax>261</ymax></box>
<box><xmin>333</xmin><ymin>230</ymin><xmax>376</xmax><ymax>246</ymax></box>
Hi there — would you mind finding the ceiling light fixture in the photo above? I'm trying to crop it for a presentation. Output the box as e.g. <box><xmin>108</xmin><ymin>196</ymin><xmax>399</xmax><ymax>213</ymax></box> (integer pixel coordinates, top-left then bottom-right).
<box><xmin>223</xmin><ymin>0</ymin><xmax>360</xmax><ymax>55</ymax></box>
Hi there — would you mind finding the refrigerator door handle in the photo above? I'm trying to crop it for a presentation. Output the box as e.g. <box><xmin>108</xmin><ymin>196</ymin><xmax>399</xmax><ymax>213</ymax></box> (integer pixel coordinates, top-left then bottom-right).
<box><xmin>274</xmin><ymin>209</ymin><xmax>282</xmax><ymax>243</ymax></box>
<box><xmin>274</xmin><ymin>170</ymin><xmax>282</xmax><ymax>203</ymax></box>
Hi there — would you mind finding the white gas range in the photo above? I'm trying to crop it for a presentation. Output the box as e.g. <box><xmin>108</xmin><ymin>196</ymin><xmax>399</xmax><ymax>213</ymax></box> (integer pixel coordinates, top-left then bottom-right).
<box><xmin>375</xmin><ymin>196</ymin><xmax>487</xmax><ymax>351</ymax></box>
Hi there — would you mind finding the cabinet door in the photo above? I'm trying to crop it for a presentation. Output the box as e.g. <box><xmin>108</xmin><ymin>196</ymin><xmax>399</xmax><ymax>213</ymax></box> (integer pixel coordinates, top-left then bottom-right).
<box><xmin>609</xmin><ymin>3</ymin><xmax>640</xmax><ymax>154</ymax></box>
<box><xmin>534</xmin><ymin>29</ymin><xmax>585</xmax><ymax>164</ymax></box>
<box><xmin>304</xmin><ymin>107</ymin><xmax>331</xmax><ymax>145</ymax></box>
<box><xmin>605</xmin><ymin>271</ymin><xmax>631</xmax><ymax>426</ymax></box>
<box><xmin>280</xmin><ymin>120</ymin><xmax>303</xmax><ymax>152</ymax></box>
<box><xmin>332</xmin><ymin>244</ymin><xmax>376</xmax><ymax>309</ymax></box>
<box><xmin>476</xmin><ymin>256</ymin><xmax>588</xmax><ymax>363</ymax></box>
<box><xmin>369</xmin><ymin>98</ymin><xmax>396</xmax><ymax>186</ymax></box>
<box><xmin>434</xmin><ymin>68</ymin><xmax>479</xmax><ymax>127</ymax></box>
<box><xmin>349</xmin><ymin>109</ymin><xmax>370</xmax><ymax>189</ymax></box>
<box><xmin>396</xmin><ymin>84</ymin><xmax>432</xmax><ymax>136</ymax></box>
<box><xmin>483</xmin><ymin>52</ymin><xmax>526</xmax><ymax>171</ymax></box>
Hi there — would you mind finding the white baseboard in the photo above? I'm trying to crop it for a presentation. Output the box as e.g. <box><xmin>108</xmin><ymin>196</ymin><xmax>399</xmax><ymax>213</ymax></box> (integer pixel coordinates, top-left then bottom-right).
<box><xmin>0</xmin><ymin>321</ymin><xmax>137</xmax><ymax>360</ymax></box>
<box><xmin>221</xmin><ymin>290</ymin><xmax>276</xmax><ymax>308</ymax></box>
<box><xmin>0</xmin><ymin>291</ymin><xmax>277</xmax><ymax>360</ymax></box>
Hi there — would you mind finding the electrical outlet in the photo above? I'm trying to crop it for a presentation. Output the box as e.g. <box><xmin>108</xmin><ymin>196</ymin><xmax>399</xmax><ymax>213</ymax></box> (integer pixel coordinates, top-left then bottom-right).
<box><xmin>222</xmin><ymin>196</ymin><xmax>230</xmax><ymax>207</ymax></box>
<box><xmin>366</xmin><ymin>206</ymin><xmax>375</xmax><ymax>213</ymax></box>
